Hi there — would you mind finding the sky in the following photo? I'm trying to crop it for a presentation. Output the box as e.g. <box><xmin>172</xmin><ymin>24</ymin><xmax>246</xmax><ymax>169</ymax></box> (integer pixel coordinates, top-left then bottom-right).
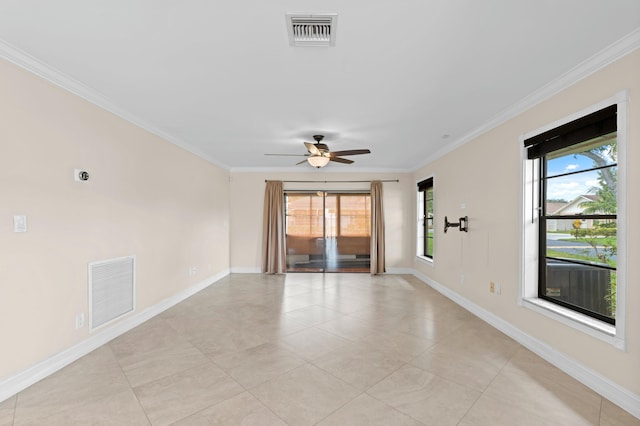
<box><xmin>546</xmin><ymin>154</ymin><xmax>602</xmax><ymax>202</ymax></box>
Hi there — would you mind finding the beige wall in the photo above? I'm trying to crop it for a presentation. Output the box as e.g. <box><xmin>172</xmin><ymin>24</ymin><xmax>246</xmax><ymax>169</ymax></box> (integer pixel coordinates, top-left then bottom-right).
<box><xmin>229</xmin><ymin>171</ymin><xmax>413</xmax><ymax>272</ymax></box>
<box><xmin>0</xmin><ymin>59</ymin><xmax>230</xmax><ymax>380</ymax></box>
<box><xmin>413</xmin><ymin>50</ymin><xmax>640</xmax><ymax>396</ymax></box>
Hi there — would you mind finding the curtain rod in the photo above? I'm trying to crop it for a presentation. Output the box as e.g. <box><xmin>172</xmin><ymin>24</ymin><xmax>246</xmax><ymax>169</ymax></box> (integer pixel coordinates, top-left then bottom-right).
<box><xmin>265</xmin><ymin>179</ymin><xmax>399</xmax><ymax>183</ymax></box>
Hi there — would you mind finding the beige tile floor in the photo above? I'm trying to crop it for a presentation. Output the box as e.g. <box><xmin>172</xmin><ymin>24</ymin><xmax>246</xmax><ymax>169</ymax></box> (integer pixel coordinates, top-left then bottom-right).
<box><xmin>2</xmin><ymin>273</ymin><xmax>639</xmax><ymax>425</ymax></box>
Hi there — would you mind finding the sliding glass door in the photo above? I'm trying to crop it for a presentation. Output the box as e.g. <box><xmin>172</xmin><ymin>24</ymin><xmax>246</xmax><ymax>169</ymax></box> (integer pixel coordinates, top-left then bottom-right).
<box><xmin>285</xmin><ymin>193</ymin><xmax>324</xmax><ymax>272</ymax></box>
<box><xmin>285</xmin><ymin>192</ymin><xmax>371</xmax><ymax>272</ymax></box>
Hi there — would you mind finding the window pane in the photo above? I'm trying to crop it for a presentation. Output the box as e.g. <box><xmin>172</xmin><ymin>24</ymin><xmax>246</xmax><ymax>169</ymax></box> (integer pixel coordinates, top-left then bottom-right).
<box><xmin>286</xmin><ymin>194</ymin><xmax>323</xmax><ymax>237</ymax></box>
<box><xmin>339</xmin><ymin>194</ymin><xmax>371</xmax><ymax>237</ymax></box>
<box><xmin>546</xmin><ymin>133</ymin><xmax>616</xmax><ymax>177</ymax></box>
<box><xmin>544</xmin><ymin>259</ymin><xmax>615</xmax><ymax>321</ymax></box>
<box><xmin>545</xmin><ymin>166</ymin><xmax>616</xmax><ymax>216</ymax></box>
<box><xmin>546</xmin><ymin>219</ymin><xmax>617</xmax><ymax>267</ymax></box>
<box><xmin>426</xmin><ymin>187</ymin><xmax>434</xmax><ymax>257</ymax></box>
<box><xmin>325</xmin><ymin>194</ymin><xmax>337</xmax><ymax>238</ymax></box>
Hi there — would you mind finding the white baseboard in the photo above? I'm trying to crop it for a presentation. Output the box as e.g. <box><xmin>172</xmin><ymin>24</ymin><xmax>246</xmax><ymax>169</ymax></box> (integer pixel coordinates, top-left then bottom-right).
<box><xmin>0</xmin><ymin>269</ymin><xmax>230</xmax><ymax>404</ymax></box>
<box><xmin>230</xmin><ymin>267</ymin><xmax>415</xmax><ymax>275</ymax></box>
<box><xmin>385</xmin><ymin>267</ymin><xmax>414</xmax><ymax>274</ymax></box>
<box><xmin>410</xmin><ymin>269</ymin><xmax>640</xmax><ymax>420</ymax></box>
<box><xmin>230</xmin><ymin>267</ymin><xmax>262</xmax><ymax>273</ymax></box>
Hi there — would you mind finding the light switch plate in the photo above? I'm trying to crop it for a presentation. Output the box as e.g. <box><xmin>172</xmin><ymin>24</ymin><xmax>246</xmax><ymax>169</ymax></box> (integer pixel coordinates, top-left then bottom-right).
<box><xmin>14</xmin><ymin>215</ymin><xmax>27</xmax><ymax>232</ymax></box>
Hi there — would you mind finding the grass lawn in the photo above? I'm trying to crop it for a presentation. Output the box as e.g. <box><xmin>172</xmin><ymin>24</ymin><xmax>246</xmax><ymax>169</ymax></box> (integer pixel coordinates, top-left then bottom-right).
<box><xmin>559</xmin><ymin>237</ymin><xmax>617</xmax><ymax>245</ymax></box>
<box><xmin>547</xmin><ymin>249</ymin><xmax>616</xmax><ymax>268</ymax></box>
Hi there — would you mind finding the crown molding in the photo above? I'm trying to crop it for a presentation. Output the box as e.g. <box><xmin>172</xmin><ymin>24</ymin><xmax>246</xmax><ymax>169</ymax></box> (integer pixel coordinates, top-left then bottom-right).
<box><xmin>0</xmin><ymin>39</ymin><xmax>230</xmax><ymax>171</ymax></box>
<box><xmin>412</xmin><ymin>27</ymin><xmax>640</xmax><ymax>172</ymax></box>
<box><xmin>229</xmin><ymin>165</ymin><xmax>410</xmax><ymax>174</ymax></box>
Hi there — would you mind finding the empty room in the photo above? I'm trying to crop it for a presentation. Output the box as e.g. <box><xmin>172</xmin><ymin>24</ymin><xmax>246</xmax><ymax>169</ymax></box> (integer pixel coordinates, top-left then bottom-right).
<box><xmin>1</xmin><ymin>1</ymin><xmax>639</xmax><ymax>425</ymax></box>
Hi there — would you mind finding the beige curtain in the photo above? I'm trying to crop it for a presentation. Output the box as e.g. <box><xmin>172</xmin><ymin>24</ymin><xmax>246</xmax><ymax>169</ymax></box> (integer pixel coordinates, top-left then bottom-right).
<box><xmin>370</xmin><ymin>180</ymin><xmax>385</xmax><ymax>274</ymax></box>
<box><xmin>261</xmin><ymin>180</ymin><xmax>287</xmax><ymax>274</ymax></box>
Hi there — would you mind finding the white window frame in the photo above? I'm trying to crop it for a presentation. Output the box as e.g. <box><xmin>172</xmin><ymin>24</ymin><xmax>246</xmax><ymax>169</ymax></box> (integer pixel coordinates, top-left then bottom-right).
<box><xmin>519</xmin><ymin>91</ymin><xmax>628</xmax><ymax>350</ymax></box>
<box><xmin>416</xmin><ymin>174</ymin><xmax>435</xmax><ymax>265</ymax></box>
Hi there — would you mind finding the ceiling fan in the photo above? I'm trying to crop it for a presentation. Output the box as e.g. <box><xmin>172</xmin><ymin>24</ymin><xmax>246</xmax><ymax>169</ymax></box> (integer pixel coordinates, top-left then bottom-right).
<box><xmin>265</xmin><ymin>135</ymin><xmax>371</xmax><ymax>168</ymax></box>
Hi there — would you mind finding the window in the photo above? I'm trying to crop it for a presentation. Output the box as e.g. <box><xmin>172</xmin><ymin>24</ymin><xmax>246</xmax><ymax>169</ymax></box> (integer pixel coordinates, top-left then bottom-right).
<box><xmin>417</xmin><ymin>178</ymin><xmax>434</xmax><ymax>259</ymax></box>
<box><xmin>522</xmin><ymin>97</ymin><xmax>627</xmax><ymax>340</ymax></box>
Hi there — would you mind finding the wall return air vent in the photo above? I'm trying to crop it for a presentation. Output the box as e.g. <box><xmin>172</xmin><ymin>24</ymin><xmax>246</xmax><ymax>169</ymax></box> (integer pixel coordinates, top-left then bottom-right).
<box><xmin>89</xmin><ymin>256</ymin><xmax>135</xmax><ymax>331</ymax></box>
<box><xmin>286</xmin><ymin>13</ymin><xmax>337</xmax><ymax>47</ymax></box>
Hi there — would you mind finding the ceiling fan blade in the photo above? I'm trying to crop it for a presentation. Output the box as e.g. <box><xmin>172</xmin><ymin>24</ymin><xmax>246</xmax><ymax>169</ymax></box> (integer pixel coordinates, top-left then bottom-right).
<box><xmin>295</xmin><ymin>159</ymin><xmax>308</xmax><ymax>165</ymax></box>
<box><xmin>330</xmin><ymin>149</ymin><xmax>371</xmax><ymax>157</ymax></box>
<box><xmin>330</xmin><ymin>157</ymin><xmax>354</xmax><ymax>164</ymax></box>
<box><xmin>264</xmin><ymin>153</ymin><xmax>308</xmax><ymax>157</ymax></box>
<box><xmin>304</xmin><ymin>142</ymin><xmax>320</xmax><ymax>156</ymax></box>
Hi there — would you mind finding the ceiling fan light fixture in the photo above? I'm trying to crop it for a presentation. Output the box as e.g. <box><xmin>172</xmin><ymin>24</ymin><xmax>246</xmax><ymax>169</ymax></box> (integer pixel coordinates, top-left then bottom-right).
<box><xmin>265</xmin><ymin>133</ymin><xmax>370</xmax><ymax>167</ymax></box>
<box><xmin>307</xmin><ymin>155</ymin><xmax>330</xmax><ymax>168</ymax></box>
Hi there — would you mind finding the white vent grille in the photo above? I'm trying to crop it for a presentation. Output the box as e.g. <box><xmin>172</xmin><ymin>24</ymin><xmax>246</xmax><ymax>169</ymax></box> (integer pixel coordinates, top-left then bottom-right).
<box><xmin>286</xmin><ymin>13</ymin><xmax>337</xmax><ymax>46</ymax></box>
<box><xmin>89</xmin><ymin>256</ymin><xmax>135</xmax><ymax>330</ymax></box>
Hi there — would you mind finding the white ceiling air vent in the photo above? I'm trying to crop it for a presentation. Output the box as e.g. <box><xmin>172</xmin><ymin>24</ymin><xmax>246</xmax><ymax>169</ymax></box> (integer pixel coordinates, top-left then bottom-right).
<box><xmin>286</xmin><ymin>13</ymin><xmax>337</xmax><ymax>47</ymax></box>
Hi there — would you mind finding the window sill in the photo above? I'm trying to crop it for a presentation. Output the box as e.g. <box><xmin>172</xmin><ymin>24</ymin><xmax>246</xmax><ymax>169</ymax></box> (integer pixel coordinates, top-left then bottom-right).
<box><xmin>416</xmin><ymin>255</ymin><xmax>434</xmax><ymax>266</ymax></box>
<box><xmin>522</xmin><ymin>297</ymin><xmax>624</xmax><ymax>350</ymax></box>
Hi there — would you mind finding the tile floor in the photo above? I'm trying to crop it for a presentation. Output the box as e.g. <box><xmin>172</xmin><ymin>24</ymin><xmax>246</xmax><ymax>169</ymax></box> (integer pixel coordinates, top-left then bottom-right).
<box><xmin>2</xmin><ymin>273</ymin><xmax>638</xmax><ymax>425</ymax></box>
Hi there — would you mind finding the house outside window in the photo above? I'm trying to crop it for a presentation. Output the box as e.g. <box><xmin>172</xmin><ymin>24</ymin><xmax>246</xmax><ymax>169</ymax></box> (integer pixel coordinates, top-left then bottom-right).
<box><xmin>417</xmin><ymin>177</ymin><xmax>434</xmax><ymax>260</ymax></box>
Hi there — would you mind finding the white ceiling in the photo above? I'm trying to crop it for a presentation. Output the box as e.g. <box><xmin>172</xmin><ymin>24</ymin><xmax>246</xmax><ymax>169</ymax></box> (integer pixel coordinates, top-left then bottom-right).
<box><xmin>1</xmin><ymin>1</ymin><xmax>639</xmax><ymax>171</ymax></box>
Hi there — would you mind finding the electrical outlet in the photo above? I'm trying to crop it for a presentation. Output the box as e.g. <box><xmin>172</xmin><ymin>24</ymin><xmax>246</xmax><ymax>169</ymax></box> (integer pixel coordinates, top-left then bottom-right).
<box><xmin>490</xmin><ymin>281</ymin><xmax>495</xmax><ymax>294</ymax></box>
<box><xmin>188</xmin><ymin>267</ymin><xmax>198</xmax><ymax>276</ymax></box>
<box><xmin>460</xmin><ymin>274</ymin><xmax>464</xmax><ymax>284</ymax></box>
<box><xmin>75</xmin><ymin>313</ymin><xmax>84</xmax><ymax>329</ymax></box>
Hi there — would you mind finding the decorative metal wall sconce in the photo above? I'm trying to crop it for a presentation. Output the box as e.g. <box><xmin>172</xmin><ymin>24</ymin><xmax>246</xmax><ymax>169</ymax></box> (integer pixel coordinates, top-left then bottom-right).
<box><xmin>444</xmin><ymin>216</ymin><xmax>468</xmax><ymax>233</ymax></box>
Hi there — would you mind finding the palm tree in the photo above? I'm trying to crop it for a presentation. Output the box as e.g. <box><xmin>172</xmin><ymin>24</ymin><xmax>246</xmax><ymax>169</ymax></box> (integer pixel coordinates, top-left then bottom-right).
<box><xmin>578</xmin><ymin>139</ymin><xmax>617</xmax><ymax>215</ymax></box>
<box><xmin>579</xmin><ymin>172</ymin><xmax>616</xmax><ymax>214</ymax></box>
